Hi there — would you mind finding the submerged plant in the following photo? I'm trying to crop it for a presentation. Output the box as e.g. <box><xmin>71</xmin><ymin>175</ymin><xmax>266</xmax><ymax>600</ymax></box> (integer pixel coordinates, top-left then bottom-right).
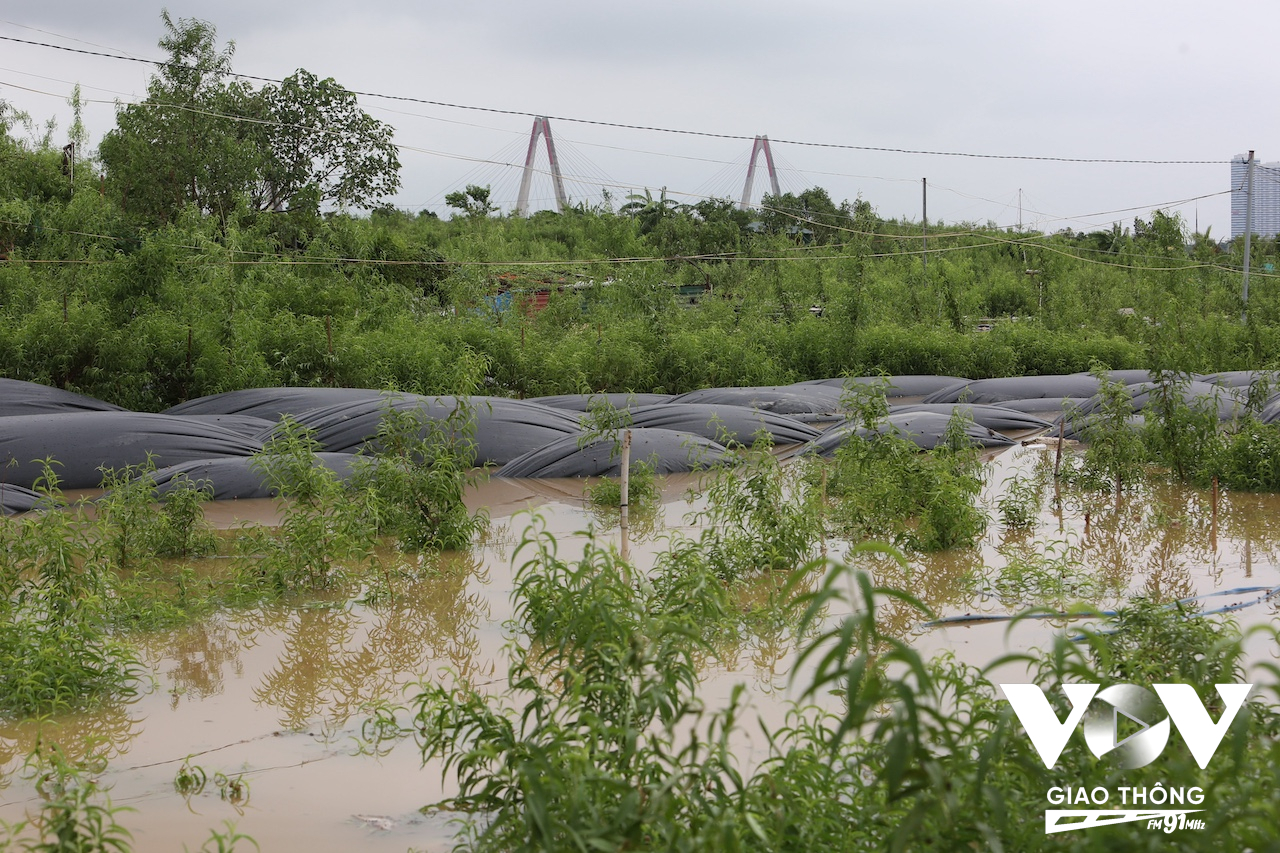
<box><xmin>582</xmin><ymin>456</ymin><xmax>660</xmax><ymax>511</ymax></box>
<box><xmin>0</xmin><ymin>465</ymin><xmax>141</xmax><ymax>718</ymax></box>
<box><xmin>1140</xmin><ymin>370</ymin><xmax>1223</xmax><ymax>483</ymax></box>
<box><xmin>1073</xmin><ymin>366</ymin><xmax>1146</xmax><ymax>493</ymax></box>
<box><xmin>687</xmin><ymin>433</ymin><xmax>824</xmax><ymax>581</ymax></box>
<box><xmin>352</xmin><ymin>401</ymin><xmax>487</xmax><ymax>551</ymax></box>
<box><xmin>0</xmin><ymin>746</ymin><xmax>134</xmax><ymax>852</ymax></box>
<box><xmin>411</xmin><ymin>513</ymin><xmax>1280</xmax><ymax>852</ymax></box>
<box><xmin>1208</xmin><ymin>417</ymin><xmax>1280</xmax><ymax>491</ymax></box>
<box><xmin>96</xmin><ymin>461</ymin><xmax>219</xmax><ymax>566</ymax></box>
<box><xmin>820</xmin><ymin>410</ymin><xmax>986</xmax><ymax>552</ymax></box>
<box><xmin>414</xmin><ymin>519</ymin><xmax>737</xmax><ymax>851</ymax></box>
<box><xmin>997</xmin><ymin>470</ymin><xmax>1043</xmax><ymax>530</ymax></box>
<box><xmin>239</xmin><ymin>418</ymin><xmax>374</xmax><ymax>592</ymax></box>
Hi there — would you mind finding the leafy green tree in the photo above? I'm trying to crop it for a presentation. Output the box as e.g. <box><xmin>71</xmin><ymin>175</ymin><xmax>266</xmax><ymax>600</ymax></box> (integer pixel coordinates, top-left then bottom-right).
<box><xmin>99</xmin><ymin>12</ymin><xmax>264</xmax><ymax>225</ymax></box>
<box><xmin>99</xmin><ymin>13</ymin><xmax>400</xmax><ymax>226</ymax></box>
<box><xmin>760</xmin><ymin>186</ymin><xmax>850</xmax><ymax>243</ymax></box>
<box><xmin>1133</xmin><ymin>209</ymin><xmax>1187</xmax><ymax>256</ymax></box>
<box><xmin>618</xmin><ymin>186</ymin><xmax>684</xmax><ymax>234</ymax></box>
<box><xmin>256</xmin><ymin>69</ymin><xmax>400</xmax><ymax>213</ymax></box>
<box><xmin>444</xmin><ymin>184</ymin><xmax>497</xmax><ymax>219</ymax></box>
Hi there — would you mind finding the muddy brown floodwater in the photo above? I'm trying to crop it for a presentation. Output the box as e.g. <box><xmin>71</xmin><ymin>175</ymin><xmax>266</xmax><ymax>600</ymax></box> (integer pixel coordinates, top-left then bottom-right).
<box><xmin>3</xmin><ymin>445</ymin><xmax>1280</xmax><ymax>851</ymax></box>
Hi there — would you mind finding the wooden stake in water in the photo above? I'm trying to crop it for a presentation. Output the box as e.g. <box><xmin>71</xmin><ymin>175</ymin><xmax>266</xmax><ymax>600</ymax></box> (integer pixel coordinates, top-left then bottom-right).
<box><xmin>1053</xmin><ymin>417</ymin><xmax>1064</xmax><ymax>509</ymax></box>
<box><xmin>1054</xmin><ymin>417</ymin><xmax>1064</xmax><ymax>479</ymax></box>
<box><xmin>619</xmin><ymin>429</ymin><xmax>631</xmax><ymax>563</ymax></box>
<box><xmin>1211</xmin><ymin>475</ymin><xmax>1219</xmax><ymax>549</ymax></box>
<box><xmin>820</xmin><ymin>466</ymin><xmax>828</xmax><ymax>558</ymax></box>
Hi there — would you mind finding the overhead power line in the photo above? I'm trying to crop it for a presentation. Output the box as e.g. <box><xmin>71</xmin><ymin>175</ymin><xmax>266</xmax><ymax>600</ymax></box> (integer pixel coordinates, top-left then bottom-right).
<box><xmin>0</xmin><ymin>33</ymin><xmax>1229</xmax><ymax>167</ymax></box>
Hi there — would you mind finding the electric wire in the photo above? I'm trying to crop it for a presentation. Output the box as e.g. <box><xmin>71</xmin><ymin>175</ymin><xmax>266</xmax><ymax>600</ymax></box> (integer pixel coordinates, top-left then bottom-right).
<box><xmin>0</xmin><ymin>32</ymin><xmax>1232</xmax><ymax>166</ymax></box>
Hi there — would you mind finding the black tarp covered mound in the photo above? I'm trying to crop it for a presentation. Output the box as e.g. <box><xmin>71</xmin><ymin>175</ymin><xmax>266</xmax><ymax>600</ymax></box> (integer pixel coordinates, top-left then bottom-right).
<box><xmin>169</xmin><ymin>414</ymin><xmax>280</xmax><ymax>439</ymax></box>
<box><xmin>795</xmin><ymin>375</ymin><xmax>971</xmax><ymax>398</ymax></box>
<box><xmin>669</xmin><ymin>385</ymin><xmax>845</xmax><ymax>422</ymax></box>
<box><xmin>889</xmin><ymin>403</ymin><xmax>1052</xmax><ymax>433</ymax></box>
<box><xmin>165</xmin><ymin>388</ymin><xmax>397</xmax><ymax>421</ymax></box>
<box><xmin>991</xmin><ymin>397</ymin><xmax>1090</xmax><ymax>415</ymax></box>
<box><xmin>625</xmin><ymin>403</ymin><xmax>821</xmax><ymax>446</ymax></box>
<box><xmin>145</xmin><ymin>452</ymin><xmax>370</xmax><ymax>500</ymax></box>
<box><xmin>1059</xmin><ymin>381</ymin><xmax>1245</xmax><ymax>440</ymax></box>
<box><xmin>1</xmin><ymin>483</ymin><xmax>44</xmax><ymax>515</ymax></box>
<box><xmin>0</xmin><ymin>378</ymin><xmax>125</xmax><ymax>417</ymax></box>
<box><xmin>794</xmin><ymin>412</ymin><xmax>1016</xmax><ymax>458</ymax></box>
<box><xmin>1260</xmin><ymin>396</ymin><xmax>1280</xmax><ymax>425</ymax></box>
<box><xmin>284</xmin><ymin>396</ymin><xmax>583</xmax><ymax>466</ymax></box>
<box><xmin>496</xmin><ymin>428</ymin><xmax>729</xmax><ymax>478</ymax></box>
<box><xmin>923</xmin><ymin>375</ymin><xmax>1104</xmax><ymax>404</ymax></box>
<box><xmin>1067</xmin><ymin>381</ymin><xmax>1246</xmax><ymax>421</ymax></box>
<box><xmin>0</xmin><ymin>412</ymin><xmax>263</xmax><ymax>490</ymax></box>
<box><xmin>1058</xmin><ymin>413</ymin><xmax>1146</xmax><ymax>442</ymax></box>
<box><xmin>530</xmin><ymin>393</ymin><xmax>675</xmax><ymax>411</ymax></box>
<box><xmin>1198</xmin><ymin>370</ymin><xmax>1280</xmax><ymax>389</ymax></box>
<box><xmin>1072</xmin><ymin>369</ymin><xmax>1156</xmax><ymax>386</ymax></box>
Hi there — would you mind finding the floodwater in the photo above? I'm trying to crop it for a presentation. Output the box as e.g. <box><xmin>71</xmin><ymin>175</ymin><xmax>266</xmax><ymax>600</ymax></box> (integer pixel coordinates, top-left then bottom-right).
<box><xmin>3</xmin><ymin>446</ymin><xmax>1280</xmax><ymax>851</ymax></box>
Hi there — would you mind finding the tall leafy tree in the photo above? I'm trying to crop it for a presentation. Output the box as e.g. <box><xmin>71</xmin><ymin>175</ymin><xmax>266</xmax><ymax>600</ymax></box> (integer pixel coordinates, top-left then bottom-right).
<box><xmin>99</xmin><ymin>12</ymin><xmax>264</xmax><ymax>225</ymax></box>
<box><xmin>99</xmin><ymin>13</ymin><xmax>400</xmax><ymax>226</ymax></box>
<box><xmin>256</xmin><ymin>69</ymin><xmax>400</xmax><ymax>213</ymax></box>
<box><xmin>444</xmin><ymin>184</ymin><xmax>497</xmax><ymax>219</ymax></box>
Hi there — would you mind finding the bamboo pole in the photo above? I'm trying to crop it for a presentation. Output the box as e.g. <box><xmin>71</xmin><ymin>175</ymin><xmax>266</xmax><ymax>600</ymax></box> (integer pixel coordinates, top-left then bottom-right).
<box><xmin>619</xmin><ymin>430</ymin><xmax>632</xmax><ymax>564</ymax></box>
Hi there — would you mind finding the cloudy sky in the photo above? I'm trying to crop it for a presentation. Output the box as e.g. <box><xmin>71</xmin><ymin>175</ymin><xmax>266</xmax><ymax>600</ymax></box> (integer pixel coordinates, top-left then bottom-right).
<box><xmin>1</xmin><ymin>2</ymin><xmax>1274</xmax><ymax>237</ymax></box>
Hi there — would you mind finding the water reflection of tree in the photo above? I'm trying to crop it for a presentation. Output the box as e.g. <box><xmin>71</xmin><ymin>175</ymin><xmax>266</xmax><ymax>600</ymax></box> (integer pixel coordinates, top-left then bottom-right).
<box><xmin>133</xmin><ymin>615</ymin><xmax>246</xmax><ymax>709</ymax></box>
<box><xmin>708</xmin><ymin>572</ymin><xmax>813</xmax><ymax>685</ymax></box>
<box><xmin>253</xmin><ymin>551</ymin><xmax>491</xmax><ymax>729</ymax></box>
<box><xmin>853</xmin><ymin>547</ymin><xmax>983</xmax><ymax>639</ymax></box>
<box><xmin>0</xmin><ymin>702</ymin><xmax>143</xmax><ymax>785</ymax></box>
<box><xmin>1217</xmin><ymin>491</ymin><xmax>1280</xmax><ymax>576</ymax></box>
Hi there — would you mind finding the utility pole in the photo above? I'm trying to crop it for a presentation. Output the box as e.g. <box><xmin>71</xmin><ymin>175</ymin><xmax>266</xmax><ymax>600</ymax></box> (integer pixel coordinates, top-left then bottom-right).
<box><xmin>922</xmin><ymin>178</ymin><xmax>928</xmax><ymax>276</ymax></box>
<box><xmin>1019</xmin><ymin>188</ymin><xmax>1028</xmax><ymax>267</ymax></box>
<box><xmin>1242</xmin><ymin>150</ymin><xmax>1255</xmax><ymax>321</ymax></box>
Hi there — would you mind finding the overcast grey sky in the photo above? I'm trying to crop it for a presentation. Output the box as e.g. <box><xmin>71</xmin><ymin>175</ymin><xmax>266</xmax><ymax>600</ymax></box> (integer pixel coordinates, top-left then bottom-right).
<box><xmin>1</xmin><ymin>2</ymin><xmax>1274</xmax><ymax>236</ymax></box>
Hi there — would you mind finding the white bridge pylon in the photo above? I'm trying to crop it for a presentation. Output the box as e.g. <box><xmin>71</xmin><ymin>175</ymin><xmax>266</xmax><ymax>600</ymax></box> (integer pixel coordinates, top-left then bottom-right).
<box><xmin>516</xmin><ymin>116</ymin><xmax>569</xmax><ymax>217</ymax></box>
<box><xmin>740</xmin><ymin>135</ymin><xmax>781</xmax><ymax>211</ymax></box>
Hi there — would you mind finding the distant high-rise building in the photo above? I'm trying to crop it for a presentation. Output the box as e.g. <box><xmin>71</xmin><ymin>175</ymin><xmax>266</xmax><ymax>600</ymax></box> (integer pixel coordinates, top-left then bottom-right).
<box><xmin>1231</xmin><ymin>154</ymin><xmax>1280</xmax><ymax>239</ymax></box>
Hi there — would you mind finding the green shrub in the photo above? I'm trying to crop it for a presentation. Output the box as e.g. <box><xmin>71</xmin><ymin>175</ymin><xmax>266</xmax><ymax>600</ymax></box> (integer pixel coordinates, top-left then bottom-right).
<box><xmin>0</xmin><ymin>466</ymin><xmax>141</xmax><ymax>718</ymax></box>
<box><xmin>351</xmin><ymin>403</ymin><xmax>487</xmax><ymax>551</ymax></box>
<box><xmin>238</xmin><ymin>419</ymin><xmax>374</xmax><ymax>592</ymax></box>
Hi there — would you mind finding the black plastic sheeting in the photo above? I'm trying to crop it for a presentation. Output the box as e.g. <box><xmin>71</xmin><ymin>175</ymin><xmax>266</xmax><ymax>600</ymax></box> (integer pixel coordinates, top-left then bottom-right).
<box><xmin>285</xmin><ymin>396</ymin><xmax>583</xmax><ymax>466</ymax></box>
<box><xmin>795</xmin><ymin>375</ymin><xmax>971</xmax><ymax>398</ymax></box>
<box><xmin>889</xmin><ymin>403</ymin><xmax>1052</xmax><ymax>433</ymax></box>
<box><xmin>146</xmin><ymin>453</ymin><xmax>370</xmax><ymax>501</ymax></box>
<box><xmin>1066</xmin><ymin>381</ymin><xmax>1246</xmax><ymax>421</ymax></box>
<box><xmin>0</xmin><ymin>378</ymin><xmax>125</xmax><ymax>417</ymax></box>
<box><xmin>990</xmin><ymin>397</ymin><xmax>1090</xmax><ymax>415</ymax></box>
<box><xmin>793</xmin><ymin>411</ymin><xmax>1016</xmax><ymax>458</ymax></box>
<box><xmin>170</xmin><ymin>414</ymin><xmax>279</xmax><ymax>439</ymax></box>
<box><xmin>0</xmin><ymin>483</ymin><xmax>44</xmax><ymax>515</ymax></box>
<box><xmin>496</xmin><ymin>429</ymin><xmax>729</xmax><ymax>478</ymax></box>
<box><xmin>1199</xmin><ymin>370</ymin><xmax>1279</xmax><ymax>389</ymax></box>
<box><xmin>0</xmin><ymin>413</ymin><xmax>263</xmax><ymax>490</ymax></box>
<box><xmin>669</xmin><ymin>385</ymin><xmax>845</xmax><ymax>422</ymax></box>
<box><xmin>1072</xmin><ymin>369</ymin><xmax>1155</xmax><ymax>386</ymax></box>
<box><xmin>165</xmin><ymin>388</ymin><xmax>396</xmax><ymax>421</ymax></box>
<box><xmin>1260</xmin><ymin>396</ymin><xmax>1280</xmax><ymax>425</ymax></box>
<box><xmin>923</xmin><ymin>375</ymin><xmax>1104</xmax><ymax>404</ymax></box>
<box><xmin>1058</xmin><ymin>414</ymin><xmax>1145</xmax><ymax>442</ymax></box>
<box><xmin>625</xmin><ymin>403</ymin><xmax>821</xmax><ymax>446</ymax></box>
<box><xmin>529</xmin><ymin>393</ymin><xmax>675</xmax><ymax>411</ymax></box>
<box><xmin>1057</xmin><ymin>382</ymin><xmax>1245</xmax><ymax>440</ymax></box>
